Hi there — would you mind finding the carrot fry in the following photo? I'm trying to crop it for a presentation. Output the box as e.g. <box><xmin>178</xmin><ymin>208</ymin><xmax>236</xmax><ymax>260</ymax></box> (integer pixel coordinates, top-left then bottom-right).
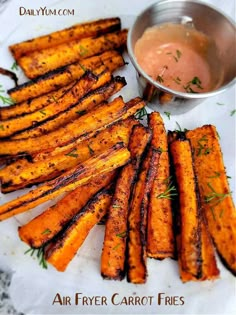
<box><xmin>0</xmin><ymin>71</ymin><xmax>97</xmax><ymax>138</ymax></box>
<box><xmin>147</xmin><ymin>112</ymin><xmax>175</xmax><ymax>259</ymax></box>
<box><xmin>18</xmin><ymin>30</ymin><xmax>128</xmax><ymax>78</ymax></box>
<box><xmin>0</xmin><ymin>118</ymin><xmax>138</xmax><ymax>192</ymax></box>
<box><xmin>127</xmin><ymin>135</ymin><xmax>160</xmax><ymax>284</ymax></box>
<box><xmin>18</xmin><ymin>171</ymin><xmax>116</xmax><ymax>248</ymax></box>
<box><xmin>101</xmin><ymin>124</ymin><xmax>150</xmax><ymax>280</ymax></box>
<box><xmin>186</xmin><ymin>125</ymin><xmax>236</xmax><ymax>276</ymax></box>
<box><xmin>10</xmin><ymin>18</ymin><xmax>121</xmax><ymax>59</ymax></box>
<box><xmin>0</xmin><ymin>143</ymin><xmax>130</xmax><ymax>221</ymax></box>
<box><xmin>45</xmin><ymin>186</ymin><xmax>113</xmax><ymax>272</ymax></box>
<box><xmin>7</xmin><ymin>50</ymin><xmax>124</xmax><ymax>104</ymax></box>
<box><xmin>169</xmin><ymin>132</ymin><xmax>219</xmax><ymax>281</ymax></box>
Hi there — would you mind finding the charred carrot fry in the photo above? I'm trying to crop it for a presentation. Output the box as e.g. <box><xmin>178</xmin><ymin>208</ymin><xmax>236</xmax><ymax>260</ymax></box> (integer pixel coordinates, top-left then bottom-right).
<box><xmin>0</xmin><ymin>71</ymin><xmax>97</xmax><ymax>138</ymax></box>
<box><xmin>0</xmin><ymin>118</ymin><xmax>138</xmax><ymax>193</ymax></box>
<box><xmin>18</xmin><ymin>171</ymin><xmax>116</xmax><ymax>248</ymax></box>
<box><xmin>7</xmin><ymin>50</ymin><xmax>124</xmax><ymax>104</ymax></box>
<box><xmin>169</xmin><ymin>132</ymin><xmax>219</xmax><ymax>281</ymax></box>
<box><xmin>0</xmin><ymin>143</ymin><xmax>130</xmax><ymax>221</ymax></box>
<box><xmin>101</xmin><ymin>124</ymin><xmax>150</xmax><ymax>280</ymax></box>
<box><xmin>18</xmin><ymin>30</ymin><xmax>128</xmax><ymax>78</ymax></box>
<box><xmin>11</xmin><ymin>75</ymin><xmax>123</xmax><ymax>140</ymax></box>
<box><xmin>45</xmin><ymin>186</ymin><xmax>113</xmax><ymax>272</ymax></box>
<box><xmin>147</xmin><ymin>112</ymin><xmax>175</xmax><ymax>259</ymax></box>
<box><xmin>10</xmin><ymin>18</ymin><xmax>121</xmax><ymax>59</ymax></box>
<box><xmin>186</xmin><ymin>125</ymin><xmax>236</xmax><ymax>276</ymax></box>
<box><xmin>127</xmin><ymin>136</ymin><xmax>160</xmax><ymax>284</ymax></box>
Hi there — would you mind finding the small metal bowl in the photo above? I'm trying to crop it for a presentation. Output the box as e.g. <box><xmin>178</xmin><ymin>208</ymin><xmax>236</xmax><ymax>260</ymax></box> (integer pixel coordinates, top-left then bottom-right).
<box><xmin>127</xmin><ymin>0</ymin><xmax>236</xmax><ymax>114</ymax></box>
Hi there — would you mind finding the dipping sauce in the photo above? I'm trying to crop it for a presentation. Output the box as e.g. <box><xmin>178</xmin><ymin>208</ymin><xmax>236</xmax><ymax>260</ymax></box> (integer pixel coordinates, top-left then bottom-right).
<box><xmin>134</xmin><ymin>23</ymin><xmax>223</xmax><ymax>93</ymax></box>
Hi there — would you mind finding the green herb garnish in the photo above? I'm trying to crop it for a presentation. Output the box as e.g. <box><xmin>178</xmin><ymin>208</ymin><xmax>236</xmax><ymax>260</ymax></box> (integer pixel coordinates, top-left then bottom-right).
<box><xmin>113</xmin><ymin>244</ymin><xmax>121</xmax><ymax>250</ymax></box>
<box><xmin>51</xmin><ymin>95</ymin><xmax>58</xmax><ymax>103</ymax></box>
<box><xmin>157</xmin><ymin>177</ymin><xmax>177</xmax><ymax>200</ymax></box>
<box><xmin>164</xmin><ymin>111</ymin><xmax>171</xmax><ymax>120</ymax></box>
<box><xmin>157</xmin><ymin>75</ymin><xmax>164</xmax><ymax>83</ymax></box>
<box><xmin>24</xmin><ymin>246</ymin><xmax>47</xmax><ymax>269</ymax></box>
<box><xmin>158</xmin><ymin>147</ymin><xmax>168</xmax><ymax>153</ymax></box>
<box><xmin>0</xmin><ymin>125</ymin><xmax>4</xmax><ymax>131</ymax></box>
<box><xmin>41</xmin><ymin>228</ymin><xmax>52</xmax><ymax>235</ymax></box>
<box><xmin>216</xmin><ymin>102</ymin><xmax>224</xmax><ymax>106</ymax></box>
<box><xmin>116</xmin><ymin>231</ymin><xmax>127</xmax><ymax>238</ymax></box>
<box><xmin>39</xmin><ymin>110</ymin><xmax>46</xmax><ymax>116</ymax></box>
<box><xmin>11</xmin><ymin>61</ymin><xmax>19</xmax><ymax>71</ymax></box>
<box><xmin>135</xmin><ymin>107</ymin><xmax>148</xmax><ymax>120</ymax></box>
<box><xmin>173</xmin><ymin>76</ymin><xmax>181</xmax><ymax>85</ymax></box>
<box><xmin>196</xmin><ymin>135</ymin><xmax>211</xmax><ymax>156</ymax></box>
<box><xmin>204</xmin><ymin>182</ymin><xmax>231</xmax><ymax>206</ymax></box>
<box><xmin>0</xmin><ymin>95</ymin><xmax>15</xmax><ymax>105</ymax></box>
<box><xmin>79</xmin><ymin>63</ymin><xmax>87</xmax><ymax>72</ymax></box>
<box><xmin>230</xmin><ymin>109</ymin><xmax>236</xmax><ymax>116</ymax></box>
<box><xmin>208</xmin><ymin>171</ymin><xmax>221</xmax><ymax>178</ymax></box>
<box><xmin>79</xmin><ymin>45</ymin><xmax>88</xmax><ymax>57</ymax></box>
<box><xmin>184</xmin><ymin>76</ymin><xmax>203</xmax><ymax>93</ymax></box>
<box><xmin>176</xmin><ymin>49</ymin><xmax>182</xmax><ymax>59</ymax></box>
<box><xmin>76</xmin><ymin>109</ymin><xmax>87</xmax><ymax>116</ymax></box>
<box><xmin>65</xmin><ymin>148</ymin><xmax>78</xmax><ymax>158</ymax></box>
<box><xmin>88</xmin><ymin>144</ymin><xmax>94</xmax><ymax>156</ymax></box>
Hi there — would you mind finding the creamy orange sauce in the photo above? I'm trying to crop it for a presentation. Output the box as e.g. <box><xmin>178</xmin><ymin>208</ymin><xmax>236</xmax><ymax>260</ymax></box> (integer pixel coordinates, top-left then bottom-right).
<box><xmin>135</xmin><ymin>23</ymin><xmax>223</xmax><ymax>93</ymax></box>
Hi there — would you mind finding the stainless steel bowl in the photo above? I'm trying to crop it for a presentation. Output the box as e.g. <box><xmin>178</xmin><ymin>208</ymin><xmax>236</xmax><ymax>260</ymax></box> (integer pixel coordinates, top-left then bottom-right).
<box><xmin>127</xmin><ymin>0</ymin><xmax>236</xmax><ymax>114</ymax></box>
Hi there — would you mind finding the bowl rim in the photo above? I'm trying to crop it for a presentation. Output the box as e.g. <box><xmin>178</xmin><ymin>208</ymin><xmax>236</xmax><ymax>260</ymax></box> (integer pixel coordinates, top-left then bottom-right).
<box><xmin>127</xmin><ymin>0</ymin><xmax>236</xmax><ymax>99</ymax></box>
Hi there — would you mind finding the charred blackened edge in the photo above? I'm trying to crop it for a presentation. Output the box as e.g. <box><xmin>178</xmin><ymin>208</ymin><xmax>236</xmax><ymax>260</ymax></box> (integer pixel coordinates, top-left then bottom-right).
<box><xmin>124</xmin><ymin>126</ymin><xmax>152</xmax><ymax>282</ymax></box>
<box><xmin>140</xmin><ymin>147</ymin><xmax>161</xmax><ymax>280</ymax></box>
<box><xmin>167</xmin><ymin>131</ymin><xmax>179</xmax><ymax>260</ymax></box>
<box><xmin>190</xmin><ymin>141</ymin><xmax>203</xmax><ymax>280</ymax></box>
<box><xmin>44</xmin><ymin>186</ymin><xmax>114</xmax><ymax>260</ymax></box>
<box><xmin>0</xmin><ymin>67</ymin><xmax>18</xmax><ymax>86</ymax></box>
<box><xmin>0</xmin><ymin>142</ymin><xmax>125</xmax><ymax>216</ymax></box>
<box><xmin>8</xmin><ymin>63</ymin><xmax>76</xmax><ymax>95</ymax></box>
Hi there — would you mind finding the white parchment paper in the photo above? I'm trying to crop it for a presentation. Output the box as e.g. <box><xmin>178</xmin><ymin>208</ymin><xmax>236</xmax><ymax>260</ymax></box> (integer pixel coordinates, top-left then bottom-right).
<box><xmin>0</xmin><ymin>0</ymin><xmax>235</xmax><ymax>314</ymax></box>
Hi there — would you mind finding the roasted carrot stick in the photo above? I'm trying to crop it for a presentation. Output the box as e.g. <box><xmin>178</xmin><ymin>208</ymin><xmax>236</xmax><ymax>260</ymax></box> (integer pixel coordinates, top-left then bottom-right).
<box><xmin>101</xmin><ymin>124</ymin><xmax>150</xmax><ymax>280</ymax></box>
<box><xmin>169</xmin><ymin>135</ymin><xmax>202</xmax><ymax>281</ymax></box>
<box><xmin>45</xmin><ymin>186</ymin><xmax>113</xmax><ymax>272</ymax></box>
<box><xmin>18</xmin><ymin>30</ymin><xmax>128</xmax><ymax>78</ymax></box>
<box><xmin>147</xmin><ymin>112</ymin><xmax>175</xmax><ymax>259</ymax></box>
<box><xmin>0</xmin><ymin>71</ymin><xmax>97</xmax><ymax>138</ymax></box>
<box><xmin>169</xmin><ymin>132</ymin><xmax>219</xmax><ymax>281</ymax></box>
<box><xmin>0</xmin><ymin>95</ymin><xmax>144</xmax><ymax>159</ymax></box>
<box><xmin>7</xmin><ymin>50</ymin><xmax>124</xmax><ymax>104</ymax></box>
<box><xmin>0</xmin><ymin>118</ymin><xmax>138</xmax><ymax>192</ymax></box>
<box><xmin>127</xmin><ymin>138</ymin><xmax>160</xmax><ymax>284</ymax></box>
<box><xmin>0</xmin><ymin>143</ymin><xmax>130</xmax><ymax>221</ymax></box>
<box><xmin>186</xmin><ymin>125</ymin><xmax>236</xmax><ymax>276</ymax></box>
<box><xmin>18</xmin><ymin>171</ymin><xmax>116</xmax><ymax>248</ymax></box>
<box><xmin>10</xmin><ymin>18</ymin><xmax>121</xmax><ymax>59</ymax></box>
<box><xmin>11</xmin><ymin>75</ymin><xmax>123</xmax><ymax>140</ymax></box>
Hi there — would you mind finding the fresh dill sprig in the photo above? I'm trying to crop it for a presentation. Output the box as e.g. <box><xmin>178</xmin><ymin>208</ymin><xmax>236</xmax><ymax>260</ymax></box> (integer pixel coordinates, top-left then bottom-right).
<box><xmin>11</xmin><ymin>61</ymin><xmax>19</xmax><ymax>71</ymax></box>
<box><xmin>24</xmin><ymin>246</ymin><xmax>47</xmax><ymax>269</ymax></box>
<box><xmin>230</xmin><ymin>109</ymin><xmax>236</xmax><ymax>116</ymax></box>
<box><xmin>157</xmin><ymin>176</ymin><xmax>177</xmax><ymax>200</ymax></box>
<box><xmin>196</xmin><ymin>135</ymin><xmax>211</xmax><ymax>156</ymax></box>
<box><xmin>204</xmin><ymin>182</ymin><xmax>231</xmax><ymax>206</ymax></box>
<box><xmin>116</xmin><ymin>231</ymin><xmax>127</xmax><ymax>238</ymax></box>
<box><xmin>164</xmin><ymin>111</ymin><xmax>171</xmax><ymax>120</ymax></box>
<box><xmin>65</xmin><ymin>148</ymin><xmax>78</xmax><ymax>158</ymax></box>
<box><xmin>135</xmin><ymin>107</ymin><xmax>148</xmax><ymax>120</ymax></box>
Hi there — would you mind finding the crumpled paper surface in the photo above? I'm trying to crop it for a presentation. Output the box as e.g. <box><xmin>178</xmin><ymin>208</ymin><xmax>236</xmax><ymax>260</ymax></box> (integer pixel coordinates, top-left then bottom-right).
<box><xmin>0</xmin><ymin>0</ymin><xmax>235</xmax><ymax>314</ymax></box>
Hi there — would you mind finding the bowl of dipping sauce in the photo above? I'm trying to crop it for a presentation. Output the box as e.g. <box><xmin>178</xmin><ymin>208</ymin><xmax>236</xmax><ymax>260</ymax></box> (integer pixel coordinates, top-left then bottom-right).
<box><xmin>127</xmin><ymin>0</ymin><xmax>236</xmax><ymax>114</ymax></box>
